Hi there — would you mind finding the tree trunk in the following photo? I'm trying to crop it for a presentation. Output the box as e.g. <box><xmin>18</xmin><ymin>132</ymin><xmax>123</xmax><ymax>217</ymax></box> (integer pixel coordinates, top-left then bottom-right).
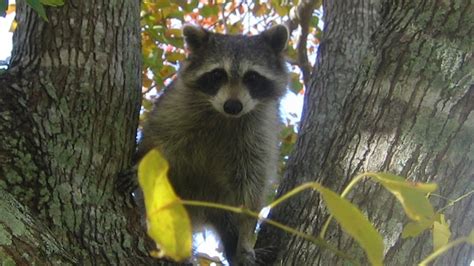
<box><xmin>0</xmin><ymin>1</ymin><xmax>156</xmax><ymax>263</ymax></box>
<box><xmin>256</xmin><ymin>0</ymin><xmax>473</xmax><ymax>265</ymax></box>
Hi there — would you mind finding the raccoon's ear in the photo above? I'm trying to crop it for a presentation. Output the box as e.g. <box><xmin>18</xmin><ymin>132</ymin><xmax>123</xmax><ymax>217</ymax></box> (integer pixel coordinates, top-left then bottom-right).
<box><xmin>261</xmin><ymin>25</ymin><xmax>289</xmax><ymax>53</ymax></box>
<box><xmin>183</xmin><ymin>24</ymin><xmax>210</xmax><ymax>52</ymax></box>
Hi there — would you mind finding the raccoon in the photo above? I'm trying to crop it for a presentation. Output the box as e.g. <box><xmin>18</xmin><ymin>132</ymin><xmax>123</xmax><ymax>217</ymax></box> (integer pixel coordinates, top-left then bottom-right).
<box><xmin>137</xmin><ymin>24</ymin><xmax>289</xmax><ymax>265</ymax></box>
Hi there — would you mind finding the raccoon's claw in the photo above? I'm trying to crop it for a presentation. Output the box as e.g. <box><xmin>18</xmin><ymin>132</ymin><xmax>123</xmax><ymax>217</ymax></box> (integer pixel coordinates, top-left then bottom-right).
<box><xmin>115</xmin><ymin>167</ymin><xmax>138</xmax><ymax>195</ymax></box>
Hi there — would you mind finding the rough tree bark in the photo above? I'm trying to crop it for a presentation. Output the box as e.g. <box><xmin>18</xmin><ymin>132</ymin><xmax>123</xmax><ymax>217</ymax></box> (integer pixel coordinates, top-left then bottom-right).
<box><xmin>256</xmin><ymin>0</ymin><xmax>473</xmax><ymax>265</ymax></box>
<box><xmin>0</xmin><ymin>1</ymin><xmax>157</xmax><ymax>264</ymax></box>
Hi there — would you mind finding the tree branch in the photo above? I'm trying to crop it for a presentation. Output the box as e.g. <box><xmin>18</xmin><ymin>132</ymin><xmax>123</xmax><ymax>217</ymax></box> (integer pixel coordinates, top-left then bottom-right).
<box><xmin>0</xmin><ymin>188</ymin><xmax>77</xmax><ymax>264</ymax></box>
<box><xmin>285</xmin><ymin>0</ymin><xmax>320</xmax><ymax>88</ymax></box>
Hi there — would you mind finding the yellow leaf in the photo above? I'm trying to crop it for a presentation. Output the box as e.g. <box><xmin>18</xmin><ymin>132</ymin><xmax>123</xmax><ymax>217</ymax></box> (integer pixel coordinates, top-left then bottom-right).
<box><xmin>9</xmin><ymin>19</ymin><xmax>17</xmax><ymax>32</ymax></box>
<box><xmin>370</xmin><ymin>173</ymin><xmax>437</xmax><ymax>222</ymax></box>
<box><xmin>142</xmin><ymin>73</ymin><xmax>153</xmax><ymax>89</ymax></box>
<box><xmin>433</xmin><ymin>214</ymin><xmax>451</xmax><ymax>251</ymax></box>
<box><xmin>166</xmin><ymin>52</ymin><xmax>186</xmax><ymax>62</ymax></box>
<box><xmin>6</xmin><ymin>4</ymin><xmax>16</xmax><ymax>15</ymax></box>
<box><xmin>159</xmin><ymin>65</ymin><xmax>176</xmax><ymax>79</ymax></box>
<box><xmin>165</xmin><ymin>28</ymin><xmax>182</xmax><ymax>38</ymax></box>
<box><xmin>138</xmin><ymin>149</ymin><xmax>192</xmax><ymax>262</ymax></box>
<box><xmin>315</xmin><ymin>184</ymin><xmax>384</xmax><ymax>266</ymax></box>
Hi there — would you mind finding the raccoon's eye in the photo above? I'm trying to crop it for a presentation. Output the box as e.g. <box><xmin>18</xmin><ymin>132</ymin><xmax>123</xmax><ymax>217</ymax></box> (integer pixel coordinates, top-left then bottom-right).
<box><xmin>243</xmin><ymin>71</ymin><xmax>275</xmax><ymax>99</ymax></box>
<box><xmin>209</xmin><ymin>68</ymin><xmax>227</xmax><ymax>81</ymax></box>
<box><xmin>243</xmin><ymin>71</ymin><xmax>263</xmax><ymax>85</ymax></box>
<box><xmin>195</xmin><ymin>68</ymin><xmax>228</xmax><ymax>95</ymax></box>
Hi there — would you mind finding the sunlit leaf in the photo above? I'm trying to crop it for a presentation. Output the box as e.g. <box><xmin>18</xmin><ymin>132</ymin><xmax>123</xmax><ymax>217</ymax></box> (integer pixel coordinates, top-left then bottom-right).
<box><xmin>402</xmin><ymin>220</ymin><xmax>432</xmax><ymax>238</ymax></box>
<box><xmin>310</xmin><ymin>16</ymin><xmax>319</xmax><ymax>28</ymax></box>
<box><xmin>370</xmin><ymin>173</ymin><xmax>437</xmax><ymax>222</ymax></box>
<box><xmin>159</xmin><ymin>65</ymin><xmax>176</xmax><ymax>79</ymax></box>
<box><xmin>142</xmin><ymin>73</ymin><xmax>153</xmax><ymax>89</ymax></box>
<box><xmin>253</xmin><ymin>3</ymin><xmax>267</xmax><ymax>17</ymax></box>
<box><xmin>6</xmin><ymin>3</ymin><xmax>15</xmax><ymax>15</ymax></box>
<box><xmin>179</xmin><ymin>0</ymin><xmax>198</xmax><ymax>12</ymax></box>
<box><xmin>315</xmin><ymin>183</ymin><xmax>384</xmax><ymax>266</ymax></box>
<box><xmin>142</xmin><ymin>98</ymin><xmax>154</xmax><ymax>112</ymax></box>
<box><xmin>138</xmin><ymin>149</ymin><xmax>192</xmax><ymax>262</ymax></box>
<box><xmin>166</xmin><ymin>52</ymin><xmax>186</xmax><ymax>62</ymax></box>
<box><xmin>155</xmin><ymin>0</ymin><xmax>171</xmax><ymax>8</ymax></box>
<box><xmin>433</xmin><ymin>214</ymin><xmax>451</xmax><ymax>251</ymax></box>
<box><xmin>199</xmin><ymin>5</ymin><xmax>219</xmax><ymax>17</ymax></box>
<box><xmin>40</xmin><ymin>0</ymin><xmax>64</xmax><ymax>7</ymax></box>
<box><xmin>290</xmin><ymin>72</ymin><xmax>303</xmax><ymax>93</ymax></box>
<box><xmin>165</xmin><ymin>28</ymin><xmax>182</xmax><ymax>38</ymax></box>
<box><xmin>9</xmin><ymin>19</ymin><xmax>16</xmax><ymax>32</ymax></box>
<box><xmin>271</xmin><ymin>0</ymin><xmax>289</xmax><ymax>16</ymax></box>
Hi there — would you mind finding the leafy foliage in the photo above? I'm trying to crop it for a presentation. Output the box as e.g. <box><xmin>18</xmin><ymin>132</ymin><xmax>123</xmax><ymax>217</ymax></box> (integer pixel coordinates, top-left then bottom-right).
<box><xmin>140</xmin><ymin>0</ymin><xmax>320</xmax><ymax>95</ymax></box>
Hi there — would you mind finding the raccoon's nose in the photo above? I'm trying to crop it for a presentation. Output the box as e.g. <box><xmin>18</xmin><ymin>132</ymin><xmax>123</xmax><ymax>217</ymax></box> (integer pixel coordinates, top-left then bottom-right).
<box><xmin>223</xmin><ymin>99</ymin><xmax>243</xmax><ymax>115</ymax></box>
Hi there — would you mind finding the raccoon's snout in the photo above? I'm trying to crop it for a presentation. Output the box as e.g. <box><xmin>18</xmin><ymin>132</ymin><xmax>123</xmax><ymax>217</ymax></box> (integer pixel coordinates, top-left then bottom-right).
<box><xmin>223</xmin><ymin>99</ymin><xmax>243</xmax><ymax>115</ymax></box>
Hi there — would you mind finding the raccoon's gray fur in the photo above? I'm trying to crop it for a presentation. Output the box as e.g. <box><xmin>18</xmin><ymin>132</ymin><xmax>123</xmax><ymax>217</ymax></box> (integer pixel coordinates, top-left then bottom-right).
<box><xmin>137</xmin><ymin>25</ymin><xmax>289</xmax><ymax>265</ymax></box>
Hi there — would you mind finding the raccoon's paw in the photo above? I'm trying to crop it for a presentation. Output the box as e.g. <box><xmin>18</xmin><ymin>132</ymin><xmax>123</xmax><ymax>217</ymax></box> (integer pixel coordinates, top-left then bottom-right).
<box><xmin>115</xmin><ymin>167</ymin><xmax>138</xmax><ymax>195</ymax></box>
<box><xmin>233</xmin><ymin>248</ymin><xmax>256</xmax><ymax>266</ymax></box>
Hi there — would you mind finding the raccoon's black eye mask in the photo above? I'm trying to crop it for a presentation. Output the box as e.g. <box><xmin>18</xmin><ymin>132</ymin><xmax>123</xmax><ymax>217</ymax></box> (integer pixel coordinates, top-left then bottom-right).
<box><xmin>243</xmin><ymin>71</ymin><xmax>276</xmax><ymax>99</ymax></box>
<box><xmin>195</xmin><ymin>68</ymin><xmax>228</xmax><ymax>95</ymax></box>
<box><xmin>194</xmin><ymin>68</ymin><xmax>277</xmax><ymax>100</ymax></box>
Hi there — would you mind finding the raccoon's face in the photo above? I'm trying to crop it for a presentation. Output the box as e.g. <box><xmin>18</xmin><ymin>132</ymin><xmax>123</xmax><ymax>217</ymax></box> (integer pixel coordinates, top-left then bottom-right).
<box><xmin>179</xmin><ymin>25</ymin><xmax>289</xmax><ymax>118</ymax></box>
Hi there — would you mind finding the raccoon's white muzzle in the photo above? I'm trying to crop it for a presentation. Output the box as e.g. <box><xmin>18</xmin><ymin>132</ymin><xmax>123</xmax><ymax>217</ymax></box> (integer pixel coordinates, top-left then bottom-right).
<box><xmin>210</xmin><ymin>85</ymin><xmax>258</xmax><ymax>117</ymax></box>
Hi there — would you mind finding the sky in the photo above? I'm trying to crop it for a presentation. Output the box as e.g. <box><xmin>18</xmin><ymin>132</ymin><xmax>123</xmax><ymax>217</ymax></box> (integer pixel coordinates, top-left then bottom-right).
<box><xmin>0</xmin><ymin>9</ymin><xmax>14</xmax><ymax>65</ymax></box>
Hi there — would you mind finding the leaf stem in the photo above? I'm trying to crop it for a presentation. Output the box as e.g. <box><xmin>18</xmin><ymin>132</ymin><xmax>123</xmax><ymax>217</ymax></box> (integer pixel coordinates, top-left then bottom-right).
<box><xmin>437</xmin><ymin>190</ymin><xmax>474</xmax><ymax>213</ymax></box>
<box><xmin>180</xmin><ymin>199</ymin><xmax>360</xmax><ymax>265</ymax></box>
<box><xmin>418</xmin><ymin>237</ymin><xmax>470</xmax><ymax>266</ymax></box>
<box><xmin>265</xmin><ymin>182</ymin><xmax>318</xmax><ymax>209</ymax></box>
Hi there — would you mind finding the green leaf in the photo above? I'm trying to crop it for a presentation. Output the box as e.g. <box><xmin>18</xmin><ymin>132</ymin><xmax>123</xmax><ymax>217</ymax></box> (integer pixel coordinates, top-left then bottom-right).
<box><xmin>181</xmin><ymin>0</ymin><xmax>198</xmax><ymax>12</ymax></box>
<box><xmin>315</xmin><ymin>183</ymin><xmax>384</xmax><ymax>266</ymax></box>
<box><xmin>155</xmin><ymin>0</ymin><xmax>171</xmax><ymax>8</ymax></box>
<box><xmin>310</xmin><ymin>16</ymin><xmax>319</xmax><ymax>29</ymax></box>
<box><xmin>25</xmin><ymin>0</ymin><xmax>48</xmax><ymax>21</ymax></box>
<box><xmin>271</xmin><ymin>0</ymin><xmax>289</xmax><ymax>16</ymax></box>
<box><xmin>370</xmin><ymin>173</ymin><xmax>437</xmax><ymax>222</ymax></box>
<box><xmin>433</xmin><ymin>214</ymin><xmax>451</xmax><ymax>251</ymax></box>
<box><xmin>199</xmin><ymin>5</ymin><xmax>219</xmax><ymax>17</ymax></box>
<box><xmin>289</xmin><ymin>72</ymin><xmax>303</xmax><ymax>94</ymax></box>
<box><xmin>402</xmin><ymin>220</ymin><xmax>432</xmax><ymax>238</ymax></box>
<box><xmin>40</xmin><ymin>0</ymin><xmax>64</xmax><ymax>7</ymax></box>
<box><xmin>142</xmin><ymin>98</ymin><xmax>154</xmax><ymax>112</ymax></box>
<box><xmin>138</xmin><ymin>149</ymin><xmax>192</xmax><ymax>262</ymax></box>
<box><xmin>0</xmin><ymin>0</ymin><xmax>8</xmax><ymax>17</ymax></box>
